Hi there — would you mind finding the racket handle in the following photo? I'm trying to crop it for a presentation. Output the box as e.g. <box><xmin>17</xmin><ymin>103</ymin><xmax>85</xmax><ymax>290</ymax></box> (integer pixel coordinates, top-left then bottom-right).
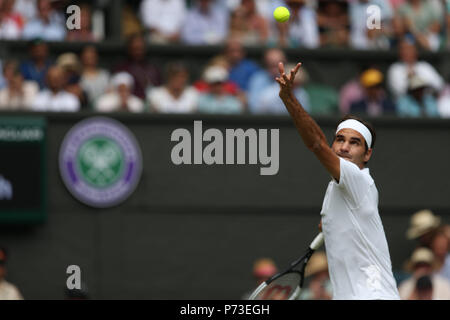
<box><xmin>309</xmin><ymin>232</ymin><xmax>324</xmax><ymax>250</ymax></box>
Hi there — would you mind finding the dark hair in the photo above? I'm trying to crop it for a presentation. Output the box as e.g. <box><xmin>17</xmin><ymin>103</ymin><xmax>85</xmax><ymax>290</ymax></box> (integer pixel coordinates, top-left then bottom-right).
<box><xmin>337</xmin><ymin>115</ymin><xmax>376</xmax><ymax>150</ymax></box>
<box><xmin>416</xmin><ymin>275</ymin><xmax>433</xmax><ymax>291</ymax></box>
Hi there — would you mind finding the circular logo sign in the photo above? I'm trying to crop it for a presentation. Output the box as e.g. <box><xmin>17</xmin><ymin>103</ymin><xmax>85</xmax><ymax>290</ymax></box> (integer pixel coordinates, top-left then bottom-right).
<box><xmin>59</xmin><ymin>117</ymin><xmax>142</xmax><ymax>208</ymax></box>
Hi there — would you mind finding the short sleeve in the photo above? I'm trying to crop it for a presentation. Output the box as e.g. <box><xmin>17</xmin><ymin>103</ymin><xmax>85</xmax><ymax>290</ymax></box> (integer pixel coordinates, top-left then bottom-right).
<box><xmin>336</xmin><ymin>157</ymin><xmax>373</xmax><ymax>208</ymax></box>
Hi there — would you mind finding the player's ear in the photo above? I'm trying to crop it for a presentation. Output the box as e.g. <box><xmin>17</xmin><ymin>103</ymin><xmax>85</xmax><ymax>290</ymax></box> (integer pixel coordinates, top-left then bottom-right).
<box><xmin>364</xmin><ymin>148</ymin><xmax>373</xmax><ymax>163</ymax></box>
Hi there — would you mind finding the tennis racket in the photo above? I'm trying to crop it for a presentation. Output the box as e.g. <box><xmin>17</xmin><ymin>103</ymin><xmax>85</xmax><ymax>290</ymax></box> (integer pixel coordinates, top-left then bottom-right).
<box><xmin>248</xmin><ymin>232</ymin><xmax>324</xmax><ymax>300</ymax></box>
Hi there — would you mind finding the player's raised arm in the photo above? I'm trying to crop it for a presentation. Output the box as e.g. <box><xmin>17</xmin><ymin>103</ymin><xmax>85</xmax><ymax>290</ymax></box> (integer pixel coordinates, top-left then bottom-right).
<box><xmin>276</xmin><ymin>62</ymin><xmax>340</xmax><ymax>181</ymax></box>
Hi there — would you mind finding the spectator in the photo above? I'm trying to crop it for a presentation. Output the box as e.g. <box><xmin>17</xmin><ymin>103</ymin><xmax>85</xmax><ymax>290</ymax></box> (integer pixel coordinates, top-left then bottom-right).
<box><xmin>317</xmin><ymin>0</ymin><xmax>350</xmax><ymax>48</ymax></box>
<box><xmin>253</xmin><ymin>63</ymin><xmax>310</xmax><ymax>114</ymax></box>
<box><xmin>398</xmin><ymin>247</ymin><xmax>450</xmax><ymax>300</ymax></box>
<box><xmin>56</xmin><ymin>52</ymin><xmax>88</xmax><ymax>109</ymax></box>
<box><xmin>222</xmin><ymin>37</ymin><xmax>261</xmax><ymax>92</ymax></box>
<box><xmin>299</xmin><ymin>251</ymin><xmax>332</xmax><ymax>300</ymax></box>
<box><xmin>396</xmin><ymin>75</ymin><xmax>440</xmax><ymax>117</ymax></box>
<box><xmin>79</xmin><ymin>45</ymin><xmax>110</xmax><ymax>108</ymax></box>
<box><xmin>66</xmin><ymin>4</ymin><xmax>96</xmax><ymax>42</ymax></box>
<box><xmin>19</xmin><ymin>39</ymin><xmax>52</xmax><ymax>89</ymax></box>
<box><xmin>241</xmin><ymin>258</ymin><xmax>278</xmax><ymax>300</ymax></box>
<box><xmin>406</xmin><ymin>209</ymin><xmax>442</xmax><ymax>247</ymax></box>
<box><xmin>350</xmin><ymin>68</ymin><xmax>396</xmax><ymax>117</ymax></box>
<box><xmin>122</xmin><ymin>1</ymin><xmax>144</xmax><ymax>39</ymax></box>
<box><xmin>139</xmin><ymin>0</ymin><xmax>186</xmax><ymax>44</ymax></box>
<box><xmin>396</xmin><ymin>0</ymin><xmax>444</xmax><ymax>51</ymax></box>
<box><xmin>0</xmin><ymin>247</ymin><xmax>23</xmax><ymax>300</ymax></box>
<box><xmin>114</xmin><ymin>33</ymin><xmax>162</xmax><ymax>100</ymax></box>
<box><xmin>276</xmin><ymin>0</ymin><xmax>319</xmax><ymax>48</ymax></box>
<box><xmin>197</xmin><ymin>65</ymin><xmax>244</xmax><ymax>114</ymax></box>
<box><xmin>0</xmin><ymin>0</ymin><xmax>24</xmax><ymax>39</ymax></box>
<box><xmin>437</xmin><ymin>73</ymin><xmax>450</xmax><ymax>118</ymax></box>
<box><xmin>181</xmin><ymin>0</ymin><xmax>229</xmax><ymax>45</ymax></box>
<box><xmin>430</xmin><ymin>228</ymin><xmax>450</xmax><ymax>282</ymax></box>
<box><xmin>31</xmin><ymin>65</ymin><xmax>80</xmax><ymax>112</ymax></box>
<box><xmin>229</xmin><ymin>0</ymin><xmax>269</xmax><ymax>46</ymax></box>
<box><xmin>0</xmin><ymin>59</ymin><xmax>38</xmax><ymax>110</ymax></box>
<box><xmin>339</xmin><ymin>67</ymin><xmax>367</xmax><ymax>114</ymax></box>
<box><xmin>247</xmin><ymin>48</ymin><xmax>286</xmax><ymax>112</ymax></box>
<box><xmin>22</xmin><ymin>0</ymin><xmax>66</xmax><ymax>41</ymax></box>
<box><xmin>349</xmin><ymin>0</ymin><xmax>394</xmax><ymax>50</ymax></box>
<box><xmin>95</xmin><ymin>72</ymin><xmax>145</xmax><ymax>113</ymax></box>
<box><xmin>387</xmin><ymin>38</ymin><xmax>443</xmax><ymax>98</ymax></box>
<box><xmin>147</xmin><ymin>62</ymin><xmax>198</xmax><ymax>113</ymax></box>
<box><xmin>193</xmin><ymin>56</ymin><xmax>243</xmax><ymax>98</ymax></box>
<box><xmin>13</xmin><ymin>0</ymin><xmax>36</xmax><ymax>23</ymax></box>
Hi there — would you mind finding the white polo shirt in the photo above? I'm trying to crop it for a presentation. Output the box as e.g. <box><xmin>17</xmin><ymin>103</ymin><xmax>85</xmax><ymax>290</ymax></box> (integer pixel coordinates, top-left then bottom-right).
<box><xmin>320</xmin><ymin>157</ymin><xmax>400</xmax><ymax>300</ymax></box>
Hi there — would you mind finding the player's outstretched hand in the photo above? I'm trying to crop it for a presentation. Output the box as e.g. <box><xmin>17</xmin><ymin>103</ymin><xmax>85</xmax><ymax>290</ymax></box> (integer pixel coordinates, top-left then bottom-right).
<box><xmin>276</xmin><ymin>62</ymin><xmax>302</xmax><ymax>99</ymax></box>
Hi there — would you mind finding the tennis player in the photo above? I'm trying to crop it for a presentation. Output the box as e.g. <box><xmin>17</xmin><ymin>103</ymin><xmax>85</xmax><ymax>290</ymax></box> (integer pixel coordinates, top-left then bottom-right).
<box><xmin>276</xmin><ymin>62</ymin><xmax>400</xmax><ymax>300</ymax></box>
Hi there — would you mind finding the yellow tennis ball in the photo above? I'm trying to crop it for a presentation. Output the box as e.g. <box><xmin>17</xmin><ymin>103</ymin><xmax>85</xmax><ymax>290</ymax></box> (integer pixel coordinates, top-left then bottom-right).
<box><xmin>273</xmin><ymin>6</ymin><xmax>290</xmax><ymax>23</ymax></box>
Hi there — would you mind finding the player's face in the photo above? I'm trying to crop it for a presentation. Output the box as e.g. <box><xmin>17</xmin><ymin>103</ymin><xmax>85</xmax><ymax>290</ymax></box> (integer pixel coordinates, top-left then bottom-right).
<box><xmin>332</xmin><ymin>129</ymin><xmax>372</xmax><ymax>169</ymax></box>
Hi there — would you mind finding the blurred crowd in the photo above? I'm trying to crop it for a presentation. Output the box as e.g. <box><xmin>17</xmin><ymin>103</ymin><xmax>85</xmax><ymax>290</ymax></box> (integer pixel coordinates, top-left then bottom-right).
<box><xmin>248</xmin><ymin>209</ymin><xmax>450</xmax><ymax>300</ymax></box>
<box><xmin>0</xmin><ymin>0</ymin><xmax>449</xmax><ymax>116</ymax></box>
<box><xmin>2</xmin><ymin>0</ymin><xmax>450</xmax><ymax>51</ymax></box>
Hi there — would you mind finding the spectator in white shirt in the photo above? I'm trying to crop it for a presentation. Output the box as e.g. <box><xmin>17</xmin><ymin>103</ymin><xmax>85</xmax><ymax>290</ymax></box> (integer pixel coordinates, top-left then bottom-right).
<box><xmin>0</xmin><ymin>0</ymin><xmax>23</xmax><ymax>39</ymax></box>
<box><xmin>95</xmin><ymin>72</ymin><xmax>145</xmax><ymax>113</ymax></box>
<box><xmin>148</xmin><ymin>62</ymin><xmax>198</xmax><ymax>113</ymax></box>
<box><xmin>0</xmin><ymin>247</ymin><xmax>23</xmax><ymax>300</ymax></box>
<box><xmin>31</xmin><ymin>65</ymin><xmax>80</xmax><ymax>112</ymax></box>
<box><xmin>387</xmin><ymin>38</ymin><xmax>443</xmax><ymax>98</ymax></box>
<box><xmin>0</xmin><ymin>59</ymin><xmax>38</xmax><ymax>110</ymax></box>
<box><xmin>22</xmin><ymin>0</ymin><xmax>66</xmax><ymax>41</ymax></box>
<box><xmin>80</xmin><ymin>45</ymin><xmax>110</xmax><ymax>107</ymax></box>
<box><xmin>349</xmin><ymin>0</ymin><xmax>393</xmax><ymax>50</ymax></box>
<box><xmin>276</xmin><ymin>0</ymin><xmax>319</xmax><ymax>48</ymax></box>
<box><xmin>139</xmin><ymin>0</ymin><xmax>186</xmax><ymax>44</ymax></box>
<box><xmin>181</xmin><ymin>0</ymin><xmax>229</xmax><ymax>45</ymax></box>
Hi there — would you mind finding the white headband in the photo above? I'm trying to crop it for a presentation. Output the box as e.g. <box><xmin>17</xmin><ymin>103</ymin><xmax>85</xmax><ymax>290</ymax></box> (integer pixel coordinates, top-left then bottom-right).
<box><xmin>336</xmin><ymin>119</ymin><xmax>372</xmax><ymax>148</ymax></box>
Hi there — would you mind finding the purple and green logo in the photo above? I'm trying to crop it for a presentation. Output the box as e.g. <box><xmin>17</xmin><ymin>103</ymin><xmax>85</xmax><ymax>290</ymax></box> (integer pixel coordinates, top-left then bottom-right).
<box><xmin>59</xmin><ymin>117</ymin><xmax>142</xmax><ymax>208</ymax></box>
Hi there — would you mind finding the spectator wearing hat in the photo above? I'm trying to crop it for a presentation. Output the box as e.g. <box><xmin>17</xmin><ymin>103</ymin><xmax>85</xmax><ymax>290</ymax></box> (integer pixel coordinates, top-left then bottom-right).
<box><xmin>19</xmin><ymin>39</ymin><xmax>52</xmax><ymax>90</ymax></box>
<box><xmin>22</xmin><ymin>0</ymin><xmax>66</xmax><ymax>41</ymax></box>
<box><xmin>406</xmin><ymin>209</ymin><xmax>442</xmax><ymax>247</ymax></box>
<box><xmin>241</xmin><ymin>258</ymin><xmax>278</xmax><ymax>300</ymax></box>
<box><xmin>95</xmin><ymin>72</ymin><xmax>145</xmax><ymax>113</ymax></box>
<box><xmin>147</xmin><ymin>62</ymin><xmax>198</xmax><ymax>113</ymax></box>
<box><xmin>349</xmin><ymin>68</ymin><xmax>396</xmax><ymax>117</ymax></box>
<box><xmin>197</xmin><ymin>65</ymin><xmax>244</xmax><ymax>114</ymax></box>
<box><xmin>398</xmin><ymin>247</ymin><xmax>450</xmax><ymax>300</ymax></box>
<box><xmin>56</xmin><ymin>52</ymin><xmax>88</xmax><ymax>109</ymax></box>
<box><xmin>387</xmin><ymin>38</ymin><xmax>443</xmax><ymax>99</ymax></box>
<box><xmin>31</xmin><ymin>65</ymin><xmax>80</xmax><ymax>112</ymax></box>
<box><xmin>298</xmin><ymin>251</ymin><xmax>332</xmax><ymax>300</ymax></box>
<box><xmin>396</xmin><ymin>75</ymin><xmax>440</xmax><ymax>117</ymax></box>
<box><xmin>0</xmin><ymin>247</ymin><xmax>23</xmax><ymax>300</ymax></box>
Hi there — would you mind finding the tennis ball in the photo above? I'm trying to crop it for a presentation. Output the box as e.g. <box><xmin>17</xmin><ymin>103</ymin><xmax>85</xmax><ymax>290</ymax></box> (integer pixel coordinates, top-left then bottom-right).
<box><xmin>273</xmin><ymin>6</ymin><xmax>290</xmax><ymax>23</ymax></box>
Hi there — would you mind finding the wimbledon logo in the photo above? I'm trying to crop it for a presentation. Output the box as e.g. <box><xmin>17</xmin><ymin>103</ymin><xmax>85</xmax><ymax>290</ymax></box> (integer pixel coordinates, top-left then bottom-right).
<box><xmin>59</xmin><ymin>117</ymin><xmax>142</xmax><ymax>208</ymax></box>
